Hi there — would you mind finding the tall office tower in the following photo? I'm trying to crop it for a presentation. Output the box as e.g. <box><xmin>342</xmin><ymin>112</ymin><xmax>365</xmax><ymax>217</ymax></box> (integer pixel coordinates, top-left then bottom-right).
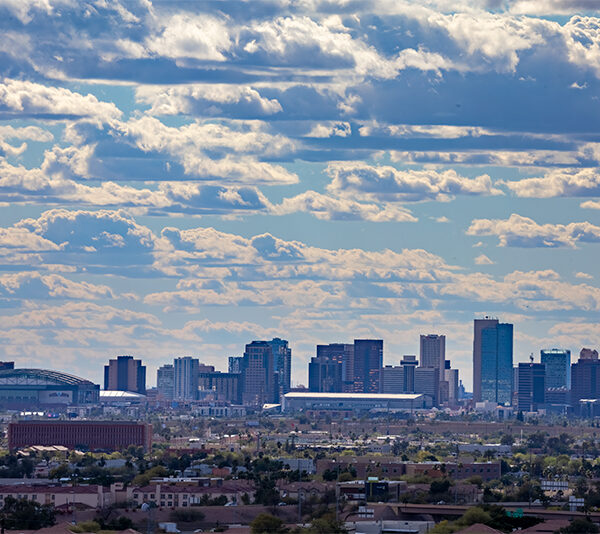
<box><xmin>198</xmin><ymin>371</ymin><xmax>241</xmax><ymax>404</ymax></box>
<box><xmin>473</xmin><ymin>318</ymin><xmax>513</xmax><ymax>404</ymax></box>
<box><xmin>445</xmin><ymin>367</ymin><xmax>459</xmax><ymax>403</ymax></box>
<box><xmin>308</xmin><ymin>343</ymin><xmax>353</xmax><ymax>392</ymax></box>
<box><xmin>228</xmin><ymin>356</ymin><xmax>243</xmax><ymax>374</ymax></box>
<box><xmin>268</xmin><ymin>338</ymin><xmax>291</xmax><ymax>401</ymax></box>
<box><xmin>415</xmin><ymin>367</ymin><xmax>440</xmax><ymax>405</ymax></box>
<box><xmin>580</xmin><ymin>348</ymin><xmax>599</xmax><ymax>360</ymax></box>
<box><xmin>401</xmin><ymin>355</ymin><xmax>418</xmax><ymax>393</ymax></box>
<box><xmin>517</xmin><ymin>362</ymin><xmax>546</xmax><ymax>412</ymax></box>
<box><xmin>241</xmin><ymin>341</ymin><xmax>275</xmax><ymax>406</ymax></box>
<box><xmin>420</xmin><ymin>334</ymin><xmax>446</xmax><ymax>369</ymax></box>
<box><xmin>0</xmin><ymin>362</ymin><xmax>14</xmax><ymax>371</ymax></box>
<box><xmin>571</xmin><ymin>351</ymin><xmax>600</xmax><ymax>408</ymax></box>
<box><xmin>541</xmin><ymin>349</ymin><xmax>571</xmax><ymax>389</ymax></box>
<box><xmin>104</xmin><ymin>355</ymin><xmax>146</xmax><ymax>394</ymax></box>
<box><xmin>353</xmin><ymin>339</ymin><xmax>383</xmax><ymax>393</ymax></box>
<box><xmin>382</xmin><ymin>366</ymin><xmax>404</xmax><ymax>393</ymax></box>
<box><xmin>309</xmin><ymin>356</ymin><xmax>342</xmax><ymax>392</ymax></box>
<box><xmin>156</xmin><ymin>364</ymin><xmax>174</xmax><ymax>400</ymax></box>
<box><xmin>173</xmin><ymin>357</ymin><xmax>200</xmax><ymax>401</ymax></box>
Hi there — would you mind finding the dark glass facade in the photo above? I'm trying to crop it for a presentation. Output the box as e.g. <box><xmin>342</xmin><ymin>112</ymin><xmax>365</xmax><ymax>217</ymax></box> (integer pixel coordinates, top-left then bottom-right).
<box><xmin>480</xmin><ymin>323</ymin><xmax>513</xmax><ymax>404</ymax></box>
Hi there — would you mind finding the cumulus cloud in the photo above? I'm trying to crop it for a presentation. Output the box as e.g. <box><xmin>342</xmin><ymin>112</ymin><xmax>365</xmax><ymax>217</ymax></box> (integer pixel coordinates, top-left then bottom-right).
<box><xmin>326</xmin><ymin>162</ymin><xmax>502</xmax><ymax>201</ymax></box>
<box><xmin>273</xmin><ymin>190</ymin><xmax>417</xmax><ymax>221</ymax></box>
<box><xmin>0</xmin><ymin>158</ymin><xmax>272</xmax><ymax>216</ymax></box>
<box><xmin>146</xmin><ymin>14</ymin><xmax>232</xmax><ymax>62</ymax></box>
<box><xmin>136</xmin><ymin>85</ymin><xmax>283</xmax><ymax>117</ymax></box>
<box><xmin>0</xmin><ymin>272</ymin><xmax>114</xmax><ymax>300</ymax></box>
<box><xmin>112</xmin><ymin>116</ymin><xmax>298</xmax><ymax>185</ymax></box>
<box><xmin>474</xmin><ymin>254</ymin><xmax>494</xmax><ymax>265</ymax></box>
<box><xmin>0</xmin><ymin>79</ymin><xmax>121</xmax><ymax>121</ymax></box>
<box><xmin>467</xmin><ymin>213</ymin><xmax>600</xmax><ymax>247</ymax></box>
<box><xmin>504</xmin><ymin>168</ymin><xmax>600</xmax><ymax>197</ymax></box>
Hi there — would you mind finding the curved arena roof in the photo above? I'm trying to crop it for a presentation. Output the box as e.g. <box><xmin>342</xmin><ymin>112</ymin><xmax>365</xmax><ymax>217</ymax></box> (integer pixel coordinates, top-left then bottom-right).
<box><xmin>0</xmin><ymin>368</ymin><xmax>95</xmax><ymax>386</ymax></box>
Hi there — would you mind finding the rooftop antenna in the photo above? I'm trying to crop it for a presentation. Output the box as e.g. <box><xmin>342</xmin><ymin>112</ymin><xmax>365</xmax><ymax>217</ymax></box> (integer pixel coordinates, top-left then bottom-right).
<box><xmin>530</xmin><ymin>353</ymin><xmax>534</xmax><ymax>364</ymax></box>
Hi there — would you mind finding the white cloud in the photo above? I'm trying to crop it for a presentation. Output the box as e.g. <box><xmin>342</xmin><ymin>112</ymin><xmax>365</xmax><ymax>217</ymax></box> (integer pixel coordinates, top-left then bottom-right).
<box><xmin>474</xmin><ymin>254</ymin><xmax>494</xmax><ymax>265</ymax></box>
<box><xmin>136</xmin><ymin>85</ymin><xmax>283</xmax><ymax>116</ymax></box>
<box><xmin>0</xmin><ymin>79</ymin><xmax>121</xmax><ymax>122</ymax></box>
<box><xmin>575</xmin><ymin>271</ymin><xmax>593</xmax><ymax>280</ymax></box>
<box><xmin>146</xmin><ymin>14</ymin><xmax>232</xmax><ymax>62</ymax></box>
<box><xmin>504</xmin><ymin>168</ymin><xmax>600</xmax><ymax>197</ymax></box>
<box><xmin>115</xmin><ymin>116</ymin><xmax>298</xmax><ymax>185</ymax></box>
<box><xmin>0</xmin><ymin>272</ymin><xmax>114</xmax><ymax>300</ymax></box>
<box><xmin>326</xmin><ymin>162</ymin><xmax>502</xmax><ymax>201</ymax></box>
<box><xmin>467</xmin><ymin>213</ymin><xmax>600</xmax><ymax>247</ymax></box>
<box><xmin>273</xmin><ymin>190</ymin><xmax>417</xmax><ymax>221</ymax></box>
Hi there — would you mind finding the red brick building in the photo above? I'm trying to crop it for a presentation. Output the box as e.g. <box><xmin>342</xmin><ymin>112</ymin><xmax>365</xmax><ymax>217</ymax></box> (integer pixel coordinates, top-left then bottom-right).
<box><xmin>8</xmin><ymin>420</ymin><xmax>153</xmax><ymax>452</ymax></box>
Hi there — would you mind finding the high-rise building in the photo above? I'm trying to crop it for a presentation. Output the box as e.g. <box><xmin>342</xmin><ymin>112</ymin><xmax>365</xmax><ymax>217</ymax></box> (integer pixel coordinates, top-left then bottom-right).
<box><xmin>571</xmin><ymin>349</ymin><xmax>600</xmax><ymax>409</ymax></box>
<box><xmin>198</xmin><ymin>371</ymin><xmax>241</xmax><ymax>404</ymax></box>
<box><xmin>444</xmin><ymin>361</ymin><xmax>459</xmax><ymax>403</ymax></box>
<box><xmin>228</xmin><ymin>356</ymin><xmax>243</xmax><ymax>374</ymax></box>
<box><xmin>541</xmin><ymin>349</ymin><xmax>571</xmax><ymax>390</ymax></box>
<box><xmin>580</xmin><ymin>348</ymin><xmax>599</xmax><ymax>360</ymax></box>
<box><xmin>308</xmin><ymin>343</ymin><xmax>353</xmax><ymax>392</ymax></box>
<box><xmin>104</xmin><ymin>355</ymin><xmax>146</xmax><ymax>394</ymax></box>
<box><xmin>156</xmin><ymin>364</ymin><xmax>174</xmax><ymax>400</ymax></box>
<box><xmin>241</xmin><ymin>341</ymin><xmax>275</xmax><ymax>406</ymax></box>
<box><xmin>517</xmin><ymin>362</ymin><xmax>545</xmax><ymax>412</ymax></box>
<box><xmin>473</xmin><ymin>318</ymin><xmax>513</xmax><ymax>404</ymax></box>
<box><xmin>173</xmin><ymin>357</ymin><xmax>200</xmax><ymax>401</ymax></box>
<box><xmin>268</xmin><ymin>338</ymin><xmax>292</xmax><ymax>401</ymax></box>
<box><xmin>0</xmin><ymin>362</ymin><xmax>14</xmax><ymax>371</ymax></box>
<box><xmin>415</xmin><ymin>367</ymin><xmax>440</xmax><ymax>405</ymax></box>
<box><xmin>382</xmin><ymin>365</ymin><xmax>404</xmax><ymax>394</ymax></box>
<box><xmin>420</xmin><ymin>334</ymin><xmax>446</xmax><ymax>369</ymax></box>
<box><xmin>401</xmin><ymin>355</ymin><xmax>418</xmax><ymax>393</ymax></box>
<box><xmin>353</xmin><ymin>339</ymin><xmax>383</xmax><ymax>393</ymax></box>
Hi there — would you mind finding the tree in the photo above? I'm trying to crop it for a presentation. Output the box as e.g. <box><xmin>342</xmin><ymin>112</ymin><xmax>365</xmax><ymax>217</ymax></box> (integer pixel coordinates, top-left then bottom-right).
<box><xmin>250</xmin><ymin>513</ymin><xmax>288</xmax><ymax>534</ymax></box>
<box><xmin>558</xmin><ymin>518</ymin><xmax>600</xmax><ymax>534</ymax></box>
<box><xmin>303</xmin><ymin>513</ymin><xmax>347</xmax><ymax>534</ymax></box>
<box><xmin>1</xmin><ymin>497</ymin><xmax>56</xmax><ymax>529</ymax></box>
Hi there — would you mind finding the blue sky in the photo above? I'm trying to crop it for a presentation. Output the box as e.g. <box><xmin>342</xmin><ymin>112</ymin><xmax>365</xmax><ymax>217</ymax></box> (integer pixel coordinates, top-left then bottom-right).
<box><xmin>0</xmin><ymin>0</ymin><xmax>600</xmax><ymax>390</ymax></box>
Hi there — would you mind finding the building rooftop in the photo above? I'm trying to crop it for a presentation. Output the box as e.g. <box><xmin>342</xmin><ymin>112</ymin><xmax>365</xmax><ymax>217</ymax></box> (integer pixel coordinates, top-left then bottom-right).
<box><xmin>284</xmin><ymin>392</ymin><xmax>425</xmax><ymax>400</ymax></box>
<box><xmin>100</xmin><ymin>390</ymin><xmax>147</xmax><ymax>399</ymax></box>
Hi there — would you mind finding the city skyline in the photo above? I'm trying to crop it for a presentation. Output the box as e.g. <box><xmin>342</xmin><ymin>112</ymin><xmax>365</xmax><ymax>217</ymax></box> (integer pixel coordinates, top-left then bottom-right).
<box><xmin>0</xmin><ymin>1</ymin><xmax>599</xmax><ymax>389</ymax></box>
<box><xmin>0</xmin><ymin>327</ymin><xmax>589</xmax><ymax>394</ymax></box>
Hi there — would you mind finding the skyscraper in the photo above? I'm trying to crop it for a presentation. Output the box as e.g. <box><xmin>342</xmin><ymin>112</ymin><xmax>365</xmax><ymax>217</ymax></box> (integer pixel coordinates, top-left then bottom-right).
<box><xmin>517</xmin><ymin>362</ymin><xmax>545</xmax><ymax>412</ymax></box>
<box><xmin>401</xmin><ymin>355</ymin><xmax>418</xmax><ymax>393</ymax></box>
<box><xmin>268</xmin><ymin>338</ymin><xmax>291</xmax><ymax>401</ymax></box>
<box><xmin>173</xmin><ymin>357</ymin><xmax>199</xmax><ymax>401</ymax></box>
<box><xmin>420</xmin><ymin>334</ymin><xmax>446</xmax><ymax>369</ymax></box>
<box><xmin>241</xmin><ymin>341</ymin><xmax>275</xmax><ymax>406</ymax></box>
<box><xmin>228</xmin><ymin>356</ymin><xmax>243</xmax><ymax>374</ymax></box>
<box><xmin>352</xmin><ymin>339</ymin><xmax>383</xmax><ymax>393</ymax></box>
<box><xmin>541</xmin><ymin>349</ymin><xmax>571</xmax><ymax>389</ymax></box>
<box><xmin>156</xmin><ymin>364</ymin><xmax>174</xmax><ymax>400</ymax></box>
<box><xmin>473</xmin><ymin>318</ymin><xmax>513</xmax><ymax>404</ymax></box>
<box><xmin>415</xmin><ymin>366</ymin><xmax>440</xmax><ymax>405</ymax></box>
<box><xmin>104</xmin><ymin>355</ymin><xmax>146</xmax><ymax>394</ymax></box>
<box><xmin>308</xmin><ymin>343</ymin><xmax>353</xmax><ymax>392</ymax></box>
<box><xmin>445</xmin><ymin>366</ymin><xmax>459</xmax><ymax>403</ymax></box>
<box><xmin>571</xmin><ymin>349</ymin><xmax>600</xmax><ymax>409</ymax></box>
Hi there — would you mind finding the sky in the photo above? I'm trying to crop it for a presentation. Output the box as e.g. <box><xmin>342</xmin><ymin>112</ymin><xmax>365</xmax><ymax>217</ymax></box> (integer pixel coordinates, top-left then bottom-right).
<box><xmin>0</xmin><ymin>0</ymin><xmax>599</xmax><ymax>390</ymax></box>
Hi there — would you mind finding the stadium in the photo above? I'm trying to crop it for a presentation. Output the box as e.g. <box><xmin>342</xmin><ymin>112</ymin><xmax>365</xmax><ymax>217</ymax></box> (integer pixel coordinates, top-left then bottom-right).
<box><xmin>0</xmin><ymin>368</ymin><xmax>100</xmax><ymax>409</ymax></box>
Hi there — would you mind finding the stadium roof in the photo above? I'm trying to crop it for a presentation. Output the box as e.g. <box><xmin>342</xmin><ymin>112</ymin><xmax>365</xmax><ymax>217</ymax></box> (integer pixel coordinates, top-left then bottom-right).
<box><xmin>0</xmin><ymin>368</ymin><xmax>95</xmax><ymax>386</ymax></box>
<box><xmin>100</xmin><ymin>390</ymin><xmax>146</xmax><ymax>399</ymax></box>
<box><xmin>283</xmin><ymin>392</ymin><xmax>425</xmax><ymax>400</ymax></box>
